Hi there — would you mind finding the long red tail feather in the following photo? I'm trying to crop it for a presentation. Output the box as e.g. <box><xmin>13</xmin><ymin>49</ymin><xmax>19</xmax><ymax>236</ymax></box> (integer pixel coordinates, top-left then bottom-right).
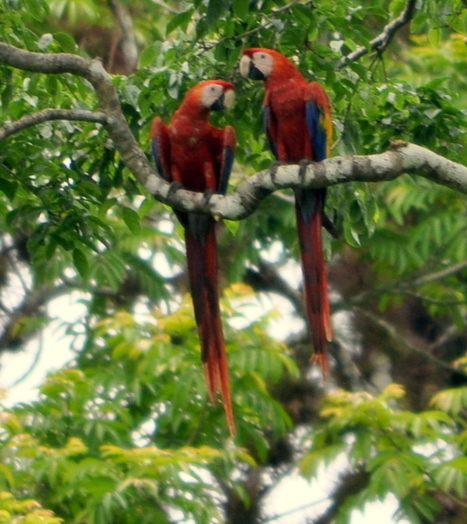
<box><xmin>295</xmin><ymin>189</ymin><xmax>332</xmax><ymax>380</ymax></box>
<box><xmin>184</xmin><ymin>218</ymin><xmax>235</xmax><ymax>434</ymax></box>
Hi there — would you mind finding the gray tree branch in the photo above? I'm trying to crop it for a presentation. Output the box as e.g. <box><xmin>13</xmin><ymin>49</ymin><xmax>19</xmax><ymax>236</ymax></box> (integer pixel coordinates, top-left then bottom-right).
<box><xmin>0</xmin><ymin>108</ymin><xmax>107</xmax><ymax>140</ymax></box>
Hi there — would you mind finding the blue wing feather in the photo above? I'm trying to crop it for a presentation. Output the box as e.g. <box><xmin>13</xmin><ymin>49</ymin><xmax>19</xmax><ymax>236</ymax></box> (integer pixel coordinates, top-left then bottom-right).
<box><xmin>218</xmin><ymin>126</ymin><xmax>236</xmax><ymax>195</ymax></box>
<box><xmin>263</xmin><ymin>105</ymin><xmax>278</xmax><ymax>159</ymax></box>
<box><xmin>218</xmin><ymin>145</ymin><xmax>234</xmax><ymax>194</ymax></box>
<box><xmin>152</xmin><ymin>137</ymin><xmax>170</xmax><ymax>181</ymax></box>
<box><xmin>151</xmin><ymin>117</ymin><xmax>171</xmax><ymax>182</ymax></box>
<box><xmin>305</xmin><ymin>100</ymin><xmax>327</xmax><ymax>162</ymax></box>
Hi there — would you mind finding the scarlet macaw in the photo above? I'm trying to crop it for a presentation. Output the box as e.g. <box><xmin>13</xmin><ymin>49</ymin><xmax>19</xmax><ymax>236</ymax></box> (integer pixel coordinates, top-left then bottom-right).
<box><xmin>240</xmin><ymin>48</ymin><xmax>333</xmax><ymax>379</ymax></box>
<box><xmin>151</xmin><ymin>80</ymin><xmax>236</xmax><ymax>434</ymax></box>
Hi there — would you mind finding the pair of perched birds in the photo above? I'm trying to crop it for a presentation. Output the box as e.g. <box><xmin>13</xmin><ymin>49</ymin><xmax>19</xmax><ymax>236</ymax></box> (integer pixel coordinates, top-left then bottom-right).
<box><xmin>151</xmin><ymin>48</ymin><xmax>333</xmax><ymax>435</ymax></box>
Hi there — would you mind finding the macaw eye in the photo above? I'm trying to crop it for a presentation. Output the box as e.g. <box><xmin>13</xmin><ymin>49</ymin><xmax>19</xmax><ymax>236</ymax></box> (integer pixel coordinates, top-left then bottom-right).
<box><xmin>259</xmin><ymin>53</ymin><xmax>266</xmax><ymax>59</ymax></box>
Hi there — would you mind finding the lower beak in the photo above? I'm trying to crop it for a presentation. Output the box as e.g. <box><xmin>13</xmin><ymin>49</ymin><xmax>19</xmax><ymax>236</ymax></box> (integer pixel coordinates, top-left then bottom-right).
<box><xmin>239</xmin><ymin>55</ymin><xmax>265</xmax><ymax>80</ymax></box>
<box><xmin>211</xmin><ymin>93</ymin><xmax>225</xmax><ymax>112</ymax></box>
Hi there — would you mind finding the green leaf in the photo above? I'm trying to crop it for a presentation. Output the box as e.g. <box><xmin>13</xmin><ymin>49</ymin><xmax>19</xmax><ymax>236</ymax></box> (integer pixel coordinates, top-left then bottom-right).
<box><xmin>0</xmin><ymin>464</ymin><xmax>15</xmax><ymax>488</ymax></box>
<box><xmin>300</xmin><ymin>444</ymin><xmax>344</xmax><ymax>478</ymax></box>
<box><xmin>205</xmin><ymin>0</ymin><xmax>229</xmax><ymax>28</ymax></box>
<box><xmin>0</xmin><ymin>176</ymin><xmax>18</xmax><ymax>200</ymax></box>
<box><xmin>92</xmin><ymin>251</ymin><xmax>127</xmax><ymax>291</ymax></box>
<box><xmin>428</xmin><ymin>27</ymin><xmax>441</xmax><ymax>46</ymax></box>
<box><xmin>1</xmin><ymin>67</ymin><xmax>13</xmax><ymax>111</ymax></box>
<box><xmin>430</xmin><ymin>387</ymin><xmax>467</xmax><ymax>415</ymax></box>
<box><xmin>433</xmin><ymin>457</ymin><xmax>467</xmax><ymax>497</ymax></box>
<box><xmin>138</xmin><ymin>44</ymin><xmax>158</xmax><ymax>69</ymax></box>
<box><xmin>232</xmin><ymin>0</ymin><xmax>249</xmax><ymax>19</ymax></box>
<box><xmin>166</xmin><ymin>8</ymin><xmax>194</xmax><ymax>35</ymax></box>
<box><xmin>121</xmin><ymin>206</ymin><xmax>141</xmax><ymax>235</ymax></box>
<box><xmin>343</xmin><ymin>221</ymin><xmax>361</xmax><ymax>247</ymax></box>
<box><xmin>73</xmin><ymin>247</ymin><xmax>89</xmax><ymax>278</ymax></box>
<box><xmin>53</xmin><ymin>31</ymin><xmax>78</xmax><ymax>52</ymax></box>
<box><xmin>28</xmin><ymin>0</ymin><xmax>47</xmax><ymax>21</ymax></box>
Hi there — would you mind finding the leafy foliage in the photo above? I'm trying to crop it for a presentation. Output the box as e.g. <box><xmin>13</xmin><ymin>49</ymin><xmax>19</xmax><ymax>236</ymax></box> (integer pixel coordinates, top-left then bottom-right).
<box><xmin>300</xmin><ymin>384</ymin><xmax>467</xmax><ymax>523</ymax></box>
<box><xmin>0</xmin><ymin>288</ymin><xmax>295</xmax><ymax>523</ymax></box>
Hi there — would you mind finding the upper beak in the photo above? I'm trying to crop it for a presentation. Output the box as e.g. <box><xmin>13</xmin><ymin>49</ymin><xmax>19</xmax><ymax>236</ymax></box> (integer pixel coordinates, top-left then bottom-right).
<box><xmin>211</xmin><ymin>89</ymin><xmax>235</xmax><ymax>112</ymax></box>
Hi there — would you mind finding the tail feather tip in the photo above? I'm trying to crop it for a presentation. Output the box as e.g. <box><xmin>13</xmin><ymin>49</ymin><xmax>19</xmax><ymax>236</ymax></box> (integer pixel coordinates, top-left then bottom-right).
<box><xmin>311</xmin><ymin>352</ymin><xmax>329</xmax><ymax>382</ymax></box>
<box><xmin>203</xmin><ymin>361</ymin><xmax>236</xmax><ymax>436</ymax></box>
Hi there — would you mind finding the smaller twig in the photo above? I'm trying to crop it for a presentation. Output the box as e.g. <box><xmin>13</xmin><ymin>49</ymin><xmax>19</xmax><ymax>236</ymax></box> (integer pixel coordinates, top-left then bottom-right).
<box><xmin>338</xmin><ymin>0</ymin><xmax>417</xmax><ymax>67</ymax></box>
<box><xmin>0</xmin><ymin>108</ymin><xmax>108</xmax><ymax>141</ymax></box>
<box><xmin>356</xmin><ymin>306</ymin><xmax>467</xmax><ymax>378</ymax></box>
<box><xmin>429</xmin><ymin>324</ymin><xmax>460</xmax><ymax>353</ymax></box>
<box><xmin>338</xmin><ymin>258</ymin><xmax>467</xmax><ymax>311</ymax></box>
<box><xmin>442</xmin><ymin>491</ymin><xmax>467</xmax><ymax>511</ymax></box>
<box><xmin>413</xmin><ymin>259</ymin><xmax>467</xmax><ymax>286</ymax></box>
<box><xmin>399</xmin><ymin>290</ymin><xmax>466</xmax><ymax>307</ymax></box>
<box><xmin>265</xmin><ymin>497</ymin><xmax>330</xmax><ymax>523</ymax></box>
<box><xmin>196</xmin><ymin>0</ymin><xmax>313</xmax><ymax>55</ymax></box>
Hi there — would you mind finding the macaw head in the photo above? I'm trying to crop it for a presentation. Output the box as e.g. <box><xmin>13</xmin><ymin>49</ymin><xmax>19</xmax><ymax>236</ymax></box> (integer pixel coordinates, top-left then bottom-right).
<box><xmin>239</xmin><ymin>48</ymin><xmax>299</xmax><ymax>82</ymax></box>
<box><xmin>182</xmin><ymin>79</ymin><xmax>235</xmax><ymax>113</ymax></box>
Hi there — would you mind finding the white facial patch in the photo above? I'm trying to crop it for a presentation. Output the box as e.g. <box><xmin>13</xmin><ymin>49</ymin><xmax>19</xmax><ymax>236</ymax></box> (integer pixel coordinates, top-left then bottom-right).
<box><xmin>239</xmin><ymin>55</ymin><xmax>252</xmax><ymax>78</ymax></box>
<box><xmin>201</xmin><ymin>83</ymin><xmax>224</xmax><ymax>109</ymax></box>
<box><xmin>223</xmin><ymin>89</ymin><xmax>235</xmax><ymax>110</ymax></box>
<box><xmin>251</xmin><ymin>51</ymin><xmax>273</xmax><ymax>78</ymax></box>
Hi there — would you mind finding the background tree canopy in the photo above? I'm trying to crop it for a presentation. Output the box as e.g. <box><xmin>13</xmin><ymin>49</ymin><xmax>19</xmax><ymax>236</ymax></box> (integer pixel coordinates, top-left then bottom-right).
<box><xmin>1</xmin><ymin>0</ymin><xmax>467</xmax><ymax>522</ymax></box>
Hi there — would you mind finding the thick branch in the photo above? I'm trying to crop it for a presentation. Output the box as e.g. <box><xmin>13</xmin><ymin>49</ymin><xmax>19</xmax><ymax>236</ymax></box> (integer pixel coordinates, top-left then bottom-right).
<box><xmin>0</xmin><ymin>108</ymin><xmax>107</xmax><ymax>140</ymax></box>
<box><xmin>339</xmin><ymin>0</ymin><xmax>417</xmax><ymax>67</ymax></box>
<box><xmin>203</xmin><ymin>141</ymin><xmax>467</xmax><ymax>221</ymax></box>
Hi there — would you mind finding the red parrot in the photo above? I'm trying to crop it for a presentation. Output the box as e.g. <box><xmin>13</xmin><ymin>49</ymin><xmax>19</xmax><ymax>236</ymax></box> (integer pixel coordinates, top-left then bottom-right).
<box><xmin>151</xmin><ymin>80</ymin><xmax>236</xmax><ymax>434</ymax></box>
<box><xmin>240</xmin><ymin>48</ymin><xmax>333</xmax><ymax>379</ymax></box>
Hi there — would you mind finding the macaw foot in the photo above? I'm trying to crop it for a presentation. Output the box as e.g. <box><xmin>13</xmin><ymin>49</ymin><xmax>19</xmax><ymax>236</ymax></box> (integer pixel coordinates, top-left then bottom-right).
<box><xmin>167</xmin><ymin>180</ymin><xmax>183</xmax><ymax>198</ymax></box>
<box><xmin>298</xmin><ymin>159</ymin><xmax>314</xmax><ymax>183</ymax></box>
<box><xmin>202</xmin><ymin>188</ymin><xmax>215</xmax><ymax>204</ymax></box>
<box><xmin>270</xmin><ymin>160</ymin><xmax>288</xmax><ymax>182</ymax></box>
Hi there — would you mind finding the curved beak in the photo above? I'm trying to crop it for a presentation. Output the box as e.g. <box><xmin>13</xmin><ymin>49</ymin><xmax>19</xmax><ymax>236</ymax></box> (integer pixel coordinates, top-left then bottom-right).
<box><xmin>211</xmin><ymin>89</ymin><xmax>235</xmax><ymax>112</ymax></box>
<box><xmin>239</xmin><ymin>55</ymin><xmax>265</xmax><ymax>80</ymax></box>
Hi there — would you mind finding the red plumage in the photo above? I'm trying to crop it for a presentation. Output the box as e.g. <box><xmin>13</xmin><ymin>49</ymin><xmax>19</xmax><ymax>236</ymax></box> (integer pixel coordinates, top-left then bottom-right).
<box><xmin>240</xmin><ymin>48</ymin><xmax>333</xmax><ymax>379</ymax></box>
<box><xmin>151</xmin><ymin>80</ymin><xmax>236</xmax><ymax>433</ymax></box>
